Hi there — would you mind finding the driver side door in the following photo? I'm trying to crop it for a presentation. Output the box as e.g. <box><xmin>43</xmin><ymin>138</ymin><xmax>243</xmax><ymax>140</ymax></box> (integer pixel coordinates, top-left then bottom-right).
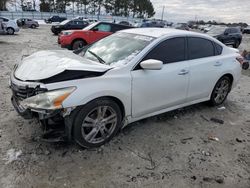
<box><xmin>131</xmin><ymin>37</ymin><xmax>190</xmax><ymax>118</ymax></box>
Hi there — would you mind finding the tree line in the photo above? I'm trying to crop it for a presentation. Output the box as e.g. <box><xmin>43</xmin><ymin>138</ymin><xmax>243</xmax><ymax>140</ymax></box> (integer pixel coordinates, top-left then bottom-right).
<box><xmin>0</xmin><ymin>0</ymin><xmax>155</xmax><ymax>18</ymax></box>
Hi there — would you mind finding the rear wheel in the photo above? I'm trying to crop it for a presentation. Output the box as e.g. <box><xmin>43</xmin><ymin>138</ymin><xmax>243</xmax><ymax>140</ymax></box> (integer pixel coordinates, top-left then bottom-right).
<box><xmin>72</xmin><ymin>39</ymin><xmax>86</xmax><ymax>50</ymax></box>
<box><xmin>6</xmin><ymin>27</ymin><xmax>14</xmax><ymax>35</ymax></box>
<box><xmin>73</xmin><ymin>98</ymin><xmax>122</xmax><ymax>148</ymax></box>
<box><xmin>209</xmin><ymin>76</ymin><xmax>232</xmax><ymax>106</ymax></box>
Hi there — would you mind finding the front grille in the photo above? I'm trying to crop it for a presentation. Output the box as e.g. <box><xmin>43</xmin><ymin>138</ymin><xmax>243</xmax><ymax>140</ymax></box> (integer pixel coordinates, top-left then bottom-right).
<box><xmin>11</xmin><ymin>83</ymin><xmax>36</xmax><ymax>100</ymax></box>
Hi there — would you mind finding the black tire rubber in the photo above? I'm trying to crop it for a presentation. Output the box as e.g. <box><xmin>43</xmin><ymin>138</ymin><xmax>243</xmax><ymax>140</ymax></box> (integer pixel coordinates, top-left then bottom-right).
<box><xmin>72</xmin><ymin>39</ymin><xmax>86</xmax><ymax>50</ymax></box>
<box><xmin>209</xmin><ymin>76</ymin><xmax>232</xmax><ymax>106</ymax></box>
<box><xmin>6</xmin><ymin>27</ymin><xmax>14</xmax><ymax>35</ymax></box>
<box><xmin>233</xmin><ymin>39</ymin><xmax>240</xmax><ymax>48</ymax></box>
<box><xmin>31</xmin><ymin>24</ymin><xmax>36</xmax><ymax>29</ymax></box>
<box><xmin>72</xmin><ymin>98</ymin><xmax>122</xmax><ymax>148</ymax></box>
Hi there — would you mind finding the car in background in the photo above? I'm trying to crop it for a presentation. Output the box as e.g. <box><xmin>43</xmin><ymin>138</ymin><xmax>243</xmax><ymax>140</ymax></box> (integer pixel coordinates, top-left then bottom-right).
<box><xmin>119</xmin><ymin>21</ymin><xmax>131</xmax><ymax>26</ymax></box>
<box><xmin>174</xmin><ymin>23</ymin><xmax>190</xmax><ymax>31</ymax></box>
<box><xmin>243</xmin><ymin>27</ymin><xmax>250</xmax><ymax>34</ymax></box>
<box><xmin>0</xmin><ymin>17</ymin><xmax>19</xmax><ymax>35</ymax></box>
<box><xmin>58</xmin><ymin>21</ymin><xmax>133</xmax><ymax>50</ymax></box>
<box><xmin>16</xmin><ymin>18</ymin><xmax>39</xmax><ymax>28</ymax></box>
<box><xmin>207</xmin><ymin>26</ymin><xmax>242</xmax><ymax>48</ymax></box>
<box><xmin>51</xmin><ymin>19</ymin><xmax>89</xmax><ymax>35</ymax></box>
<box><xmin>140</xmin><ymin>20</ymin><xmax>165</xmax><ymax>28</ymax></box>
<box><xmin>10</xmin><ymin>28</ymin><xmax>244</xmax><ymax>148</ymax></box>
<box><xmin>45</xmin><ymin>16</ymin><xmax>67</xmax><ymax>24</ymax></box>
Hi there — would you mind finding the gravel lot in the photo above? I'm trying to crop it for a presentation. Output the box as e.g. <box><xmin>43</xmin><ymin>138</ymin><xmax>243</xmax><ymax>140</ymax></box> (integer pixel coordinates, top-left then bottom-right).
<box><xmin>0</xmin><ymin>25</ymin><xmax>250</xmax><ymax>188</ymax></box>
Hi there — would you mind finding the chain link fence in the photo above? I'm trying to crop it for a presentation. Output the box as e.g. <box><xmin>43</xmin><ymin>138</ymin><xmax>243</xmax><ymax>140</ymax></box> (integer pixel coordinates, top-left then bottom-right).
<box><xmin>0</xmin><ymin>11</ymin><xmax>141</xmax><ymax>23</ymax></box>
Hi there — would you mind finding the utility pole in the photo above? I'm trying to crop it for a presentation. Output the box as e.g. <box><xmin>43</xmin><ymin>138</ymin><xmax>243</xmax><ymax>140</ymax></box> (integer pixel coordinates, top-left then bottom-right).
<box><xmin>161</xmin><ymin>6</ymin><xmax>165</xmax><ymax>21</ymax></box>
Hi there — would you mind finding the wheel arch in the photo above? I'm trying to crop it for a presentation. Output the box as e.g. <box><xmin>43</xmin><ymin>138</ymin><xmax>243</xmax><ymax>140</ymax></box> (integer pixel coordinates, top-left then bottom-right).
<box><xmin>64</xmin><ymin>95</ymin><xmax>126</xmax><ymax>141</ymax></box>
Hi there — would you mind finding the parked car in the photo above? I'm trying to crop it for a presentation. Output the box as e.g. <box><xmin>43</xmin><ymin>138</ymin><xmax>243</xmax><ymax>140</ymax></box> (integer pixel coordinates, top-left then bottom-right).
<box><xmin>58</xmin><ymin>21</ymin><xmax>133</xmax><ymax>50</ymax></box>
<box><xmin>16</xmin><ymin>18</ymin><xmax>39</xmax><ymax>28</ymax></box>
<box><xmin>140</xmin><ymin>20</ymin><xmax>165</xmax><ymax>28</ymax></box>
<box><xmin>0</xmin><ymin>17</ymin><xmax>19</xmax><ymax>35</ymax></box>
<box><xmin>174</xmin><ymin>23</ymin><xmax>190</xmax><ymax>31</ymax></box>
<box><xmin>45</xmin><ymin>16</ymin><xmax>66</xmax><ymax>24</ymax></box>
<box><xmin>119</xmin><ymin>21</ymin><xmax>131</xmax><ymax>26</ymax></box>
<box><xmin>243</xmin><ymin>27</ymin><xmax>250</xmax><ymax>34</ymax></box>
<box><xmin>51</xmin><ymin>19</ymin><xmax>89</xmax><ymax>35</ymax></box>
<box><xmin>10</xmin><ymin>28</ymin><xmax>244</xmax><ymax>148</ymax></box>
<box><xmin>207</xmin><ymin>26</ymin><xmax>242</xmax><ymax>48</ymax></box>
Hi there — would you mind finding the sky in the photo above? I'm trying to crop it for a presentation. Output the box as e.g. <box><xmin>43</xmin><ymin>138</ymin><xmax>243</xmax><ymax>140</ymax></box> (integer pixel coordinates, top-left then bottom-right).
<box><xmin>152</xmin><ymin>0</ymin><xmax>250</xmax><ymax>23</ymax></box>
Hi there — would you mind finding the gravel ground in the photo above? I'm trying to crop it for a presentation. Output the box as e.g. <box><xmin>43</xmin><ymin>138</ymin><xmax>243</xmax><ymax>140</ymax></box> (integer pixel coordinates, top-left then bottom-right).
<box><xmin>0</xmin><ymin>26</ymin><xmax>250</xmax><ymax>188</ymax></box>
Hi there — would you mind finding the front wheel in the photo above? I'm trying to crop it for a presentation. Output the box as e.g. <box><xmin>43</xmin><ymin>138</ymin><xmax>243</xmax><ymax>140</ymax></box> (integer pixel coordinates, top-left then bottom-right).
<box><xmin>233</xmin><ymin>40</ymin><xmax>240</xmax><ymax>48</ymax></box>
<box><xmin>72</xmin><ymin>40</ymin><xmax>86</xmax><ymax>50</ymax></box>
<box><xmin>6</xmin><ymin>27</ymin><xmax>14</xmax><ymax>35</ymax></box>
<box><xmin>73</xmin><ymin>98</ymin><xmax>122</xmax><ymax>148</ymax></box>
<box><xmin>209</xmin><ymin>76</ymin><xmax>232</xmax><ymax>106</ymax></box>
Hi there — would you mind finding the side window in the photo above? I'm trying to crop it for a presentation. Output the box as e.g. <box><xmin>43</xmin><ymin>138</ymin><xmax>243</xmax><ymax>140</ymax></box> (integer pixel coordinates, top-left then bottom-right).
<box><xmin>214</xmin><ymin>42</ymin><xmax>223</xmax><ymax>55</ymax></box>
<box><xmin>0</xmin><ymin>17</ymin><xmax>9</xmax><ymax>22</ymax></box>
<box><xmin>188</xmin><ymin>37</ymin><xmax>215</xmax><ymax>60</ymax></box>
<box><xmin>74</xmin><ymin>21</ymin><xmax>82</xmax><ymax>25</ymax></box>
<box><xmin>142</xmin><ymin>37</ymin><xmax>186</xmax><ymax>64</ymax></box>
<box><xmin>94</xmin><ymin>24</ymin><xmax>111</xmax><ymax>32</ymax></box>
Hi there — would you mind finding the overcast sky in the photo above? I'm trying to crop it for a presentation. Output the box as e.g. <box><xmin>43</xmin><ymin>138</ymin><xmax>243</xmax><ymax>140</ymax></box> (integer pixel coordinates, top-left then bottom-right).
<box><xmin>152</xmin><ymin>0</ymin><xmax>250</xmax><ymax>23</ymax></box>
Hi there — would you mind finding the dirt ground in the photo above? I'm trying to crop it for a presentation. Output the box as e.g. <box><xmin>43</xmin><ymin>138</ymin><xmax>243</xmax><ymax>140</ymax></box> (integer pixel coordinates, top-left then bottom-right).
<box><xmin>0</xmin><ymin>25</ymin><xmax>250</xmax><ymax>188</ymax></box>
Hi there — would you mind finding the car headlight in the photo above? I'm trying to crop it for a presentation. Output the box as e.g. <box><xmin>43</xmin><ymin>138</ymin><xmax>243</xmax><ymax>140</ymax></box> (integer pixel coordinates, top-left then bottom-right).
<box><xmin>63</xmin><ymin>31</ymin><xmax>73</xmax><ymax>36</ymax></box>
<box><xmin>21</xmin><ymin>87</ymin><xmax>76</xmax><ymax>110</ymax></box>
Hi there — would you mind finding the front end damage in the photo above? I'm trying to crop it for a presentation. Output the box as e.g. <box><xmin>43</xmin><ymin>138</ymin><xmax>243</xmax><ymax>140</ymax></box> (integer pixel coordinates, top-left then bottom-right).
<box><xmin>10</xmin><ymin>72</ymin><xmax>76</xmax><ymax>142</ymax></box>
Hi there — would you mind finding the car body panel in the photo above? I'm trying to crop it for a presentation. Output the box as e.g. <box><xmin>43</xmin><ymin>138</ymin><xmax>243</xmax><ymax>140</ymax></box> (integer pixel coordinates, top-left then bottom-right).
<box><xmin>0</xmin><ymin>17</ymin><xmax>19</xmax><ymax>32</ymax></box>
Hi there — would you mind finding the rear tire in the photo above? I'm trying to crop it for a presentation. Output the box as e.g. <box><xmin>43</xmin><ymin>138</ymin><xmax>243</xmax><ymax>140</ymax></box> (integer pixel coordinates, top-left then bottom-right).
<box><xmin>72</xmin><ymin>98</ymin><xmax>122</xmax><ymax>148</ymax></box>
<box><xmin>209</xmin><ymin>76</ymin><xmax>232</xmax><ymax>106</ymax></box>
<box><xmin>31</xmin><ymin>24</ymin><xmax>36</xmax><ymax>29</ymax></box>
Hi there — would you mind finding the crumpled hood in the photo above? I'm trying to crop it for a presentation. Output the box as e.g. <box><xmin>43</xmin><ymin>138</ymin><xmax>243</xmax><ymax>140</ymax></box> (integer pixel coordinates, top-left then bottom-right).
<box><xmin>15</xmin><ymin>50</ymin><xmax>111</xmax><ymax>81</ymax></box>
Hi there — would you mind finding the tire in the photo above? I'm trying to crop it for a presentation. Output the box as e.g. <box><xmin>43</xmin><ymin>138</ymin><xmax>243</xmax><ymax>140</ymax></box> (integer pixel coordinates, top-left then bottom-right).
<box><xmin>72</xmin><ymin>39</ymin><xmax>86</xmax><ymax>50</ymax></box>
<box><xmin>72</xmin><ymin>98</ymin><xmax>122</xmax><ymax>148</ymax></box>
<box><xmin>209</xmin><ymin>76</ymin><xmax>232</xmax><ymax>106</ymax></box>
<box><xmin>6</xmin><ymin>27</ymin><xmax>14</xmax><ymax>35</ymax></box>
<box><xmin>31</xmin><ymin>24</ymin><xmax>36</xmax><ymax>29</ymax></box>
<box><xmin>233</xmin><ymin>39</ymin><xmax>240</xmax><ymax>48</ymax></box>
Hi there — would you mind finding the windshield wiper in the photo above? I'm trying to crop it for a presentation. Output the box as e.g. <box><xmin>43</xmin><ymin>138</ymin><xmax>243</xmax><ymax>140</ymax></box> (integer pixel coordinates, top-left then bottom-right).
<box><xmin>88</xmin><ymin>50</ymin><xmax>106</xmax><ymax>64</ymax></box>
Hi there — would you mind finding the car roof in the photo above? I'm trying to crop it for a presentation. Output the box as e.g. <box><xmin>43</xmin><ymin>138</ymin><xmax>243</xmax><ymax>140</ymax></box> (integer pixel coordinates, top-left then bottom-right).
<box><xmin>119</xmin><ymin>28</ymin><xmax>206</xmax><ymax>38</ymax></box>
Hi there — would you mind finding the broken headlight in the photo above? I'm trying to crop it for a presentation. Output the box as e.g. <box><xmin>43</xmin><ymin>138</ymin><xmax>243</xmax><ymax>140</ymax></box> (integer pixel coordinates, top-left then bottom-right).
<box><xmin>21</xmin><ymin>87</ymin><xmax>76</xmax><ymax>110</ymax></box>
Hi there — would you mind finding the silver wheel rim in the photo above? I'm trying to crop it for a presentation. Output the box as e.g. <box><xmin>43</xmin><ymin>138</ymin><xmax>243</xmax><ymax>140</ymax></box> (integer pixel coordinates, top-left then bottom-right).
<box><xmin>7</xmin><ymin>28</ymin><xmax>13</xmax><ymax>34</ymax></box>
<box><xmin>81</xmin><ymin>106</ymin><xmax>117</xmax><ymax>144</ymax></box>
<box><xmin>214</xmin><ymin>79</ymin><xmax>230</xmax><ymax>104</ymax></box>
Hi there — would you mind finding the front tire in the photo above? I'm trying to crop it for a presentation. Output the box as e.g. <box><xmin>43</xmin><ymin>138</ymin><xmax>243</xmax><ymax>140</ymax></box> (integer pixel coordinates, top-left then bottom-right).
<box><xmin>73</xmin><ymin>98</ymin><xmax>122</xmax><ymax>148</ymax></box>
<box><xmin>209</xmin><ymin>76</ymin><xmax>232</xmax><ymax>106</ymax></box>
<box><xmin>31</xmin><ymin>24</ymin><xmax>36</xmax><ymax>29</ymax></box>
<box><xmin>6</xmin><ymin>27</ymin><xmax>14</xmax><ymax>35</ymax></box>
<box><xmin>233</xmin><ymin>39</ymin><xmax>240</xmax><ymax>48</ymax></box>
<box><xmin>72</xmin><ymin>39</ymin><xmax>86</xmax><ymax>50</ymax></box>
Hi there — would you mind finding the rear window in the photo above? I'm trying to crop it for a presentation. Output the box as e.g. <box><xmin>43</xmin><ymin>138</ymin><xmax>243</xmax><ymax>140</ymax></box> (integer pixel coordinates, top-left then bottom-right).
<box><xmin>188</xmin><ymin>37</ymin><xmax>215</xmax><ymax>60</ymax></box>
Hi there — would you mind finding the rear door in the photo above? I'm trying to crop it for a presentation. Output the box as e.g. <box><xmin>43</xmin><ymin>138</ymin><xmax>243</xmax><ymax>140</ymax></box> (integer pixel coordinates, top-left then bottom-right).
<box><xmin>131</xmin><ymin>37</ymin><xmax>190</xmax><ymax>117</ymax></box>
<box><xmin>90</xmin><ymin>23</ymin><xmax>113</xmax><ymax>43</ymax></box>
<box><xmin>186</xmin><ymin>37</ymin><xmax>223</xmax><ymax>101</ymax></box>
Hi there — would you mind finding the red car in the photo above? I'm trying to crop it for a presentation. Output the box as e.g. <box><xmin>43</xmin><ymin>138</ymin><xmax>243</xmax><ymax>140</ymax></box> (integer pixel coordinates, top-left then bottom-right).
<box><xmin>58</xmin><ymin>22</ymin><xmax>133</xmax><ymax>50</ymax></box>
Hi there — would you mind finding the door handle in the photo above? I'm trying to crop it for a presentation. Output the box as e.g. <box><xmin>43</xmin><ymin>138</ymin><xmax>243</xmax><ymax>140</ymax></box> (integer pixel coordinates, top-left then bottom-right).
<box><xmin>214</xmin><ymin>62</ymin><xmax>222</xmax><ymax>66</ymax></box>
<box><xmin>178</xmin><ymin>69</ymin><xmax>189</xmax><ymax>75</ymax></box>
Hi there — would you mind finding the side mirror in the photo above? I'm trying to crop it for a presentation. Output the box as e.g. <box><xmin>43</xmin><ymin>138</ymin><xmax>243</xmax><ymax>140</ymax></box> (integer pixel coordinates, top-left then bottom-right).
<box><xmin>140</xmin><ymin>59</ymin><xmax>163</xmax><ymax>70</ymax></box>
<box><xmin>92</xmin><ymin>27</ymin><xmax>98</xmax><ymax>31</ymax></box>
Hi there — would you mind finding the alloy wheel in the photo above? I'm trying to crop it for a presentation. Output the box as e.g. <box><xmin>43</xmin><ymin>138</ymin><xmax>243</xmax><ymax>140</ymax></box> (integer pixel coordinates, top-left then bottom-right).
<box><xmin>213</xmin><ymin>79</ymin><xmax>230</xmax><ymax>104</ymax></box>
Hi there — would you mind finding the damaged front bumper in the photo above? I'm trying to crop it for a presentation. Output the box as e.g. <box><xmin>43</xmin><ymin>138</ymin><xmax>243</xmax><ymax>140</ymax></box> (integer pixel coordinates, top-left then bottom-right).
<box><xmin>9</xmin><ymin>71</ymin><xmax>75</xmax><ymax>141</ymax></box>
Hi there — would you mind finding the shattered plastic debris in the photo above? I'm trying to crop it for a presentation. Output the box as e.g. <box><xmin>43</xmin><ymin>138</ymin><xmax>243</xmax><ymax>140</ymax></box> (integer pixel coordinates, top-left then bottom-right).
<box><xmin>217</xmin><ymin>106</ymin><xmax>226</xmax><ymax>110</ymax></box>
<box><xmin>4</xmin><ymin>149</ymin><xmax>22</xmax><ymax>164</ymax></box>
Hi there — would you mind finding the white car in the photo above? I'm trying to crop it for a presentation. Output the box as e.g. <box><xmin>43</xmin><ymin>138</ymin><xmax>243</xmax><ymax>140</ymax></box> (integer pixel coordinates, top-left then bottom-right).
<box><xmin>10</xmin><ymin>28</ymin><xmax>243</xmax><ymax>148</ymax></box>
<box><xmin>0</xmin><ymin>16</ymin><xmax>19</xmax><ymax>34</ymax></box>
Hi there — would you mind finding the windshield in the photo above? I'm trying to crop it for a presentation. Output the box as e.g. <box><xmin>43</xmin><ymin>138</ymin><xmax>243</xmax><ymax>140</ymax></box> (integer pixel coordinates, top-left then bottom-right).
<box><xmin>60</xmin><ymin>20</ymin><xmax>70</xmax><ymax>25</ymax></box>
<box><xmin>81</xmin><ymin>32</ymin><xmax>155</xmax><ymax>66</ymax></box>
<box><xmin>207</xmin><ymin>27</ymin><xmax>226</xmax><ymax>35</ymax></box>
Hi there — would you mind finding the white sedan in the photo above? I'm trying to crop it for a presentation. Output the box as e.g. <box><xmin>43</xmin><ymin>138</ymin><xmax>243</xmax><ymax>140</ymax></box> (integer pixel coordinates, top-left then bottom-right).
<box><xmin>10</xmin><ymin>28</ymin><xmax>243</xmax><ymax>148</ymax></box>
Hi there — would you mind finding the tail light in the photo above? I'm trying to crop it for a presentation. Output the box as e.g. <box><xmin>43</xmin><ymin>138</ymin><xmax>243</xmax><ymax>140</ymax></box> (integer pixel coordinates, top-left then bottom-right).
<box><xmin>236</xmin><ymin>55</ymin><xmax>249</xmax><ymax>70</ymax></box>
